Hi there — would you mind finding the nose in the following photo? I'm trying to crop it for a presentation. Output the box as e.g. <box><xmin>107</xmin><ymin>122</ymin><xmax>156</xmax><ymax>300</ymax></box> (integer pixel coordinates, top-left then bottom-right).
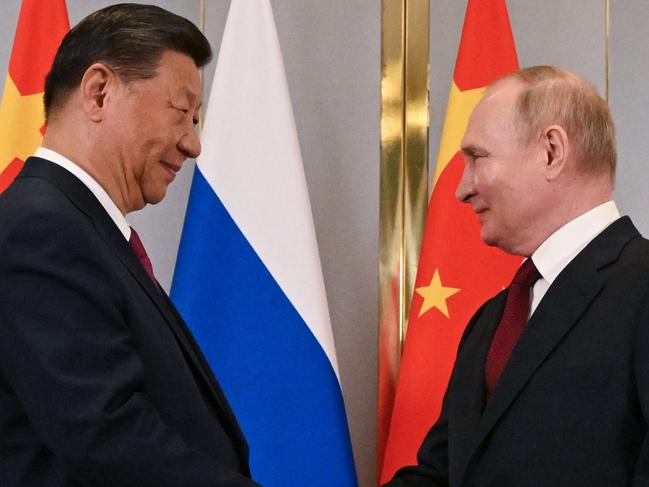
<box><xmin>455</xmin><ymin>162</ymin><xmax>475</xmax><ymax>203</ymax></box>
<box><xmin>178</xmin><ymin>128</ymin><xmax>201</xmax><ymax>159</ymax></box>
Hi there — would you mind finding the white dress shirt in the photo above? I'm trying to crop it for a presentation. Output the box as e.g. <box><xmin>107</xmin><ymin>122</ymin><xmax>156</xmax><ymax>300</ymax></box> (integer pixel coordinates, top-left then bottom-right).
<box><xmin>34</xmin><ymin>147</ymin><xmax>131</xmax><ymax>241</ymax></box>
<box><xmin>529</xmin><ymin>200</ymin><xmax>621</xmax><ymax>316</ymax></box>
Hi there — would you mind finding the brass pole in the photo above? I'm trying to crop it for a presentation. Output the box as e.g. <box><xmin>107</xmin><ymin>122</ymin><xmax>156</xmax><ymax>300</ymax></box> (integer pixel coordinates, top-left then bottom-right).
<box><xmin>377</xmin><ymin>0</ymin><xmax>429</xmax><ymax>477</ymax></box>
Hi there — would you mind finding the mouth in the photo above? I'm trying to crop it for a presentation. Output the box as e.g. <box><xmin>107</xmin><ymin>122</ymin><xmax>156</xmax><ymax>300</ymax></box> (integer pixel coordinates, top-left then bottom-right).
<box><xmin>473</xmin><ymin>207</ymin><xmax>488</xmax><ymax>222</ymax></box>
<box><xmin>160</xmin><ymin>161</ymin><xmax>181</xmax><ymax>181</ymax></box>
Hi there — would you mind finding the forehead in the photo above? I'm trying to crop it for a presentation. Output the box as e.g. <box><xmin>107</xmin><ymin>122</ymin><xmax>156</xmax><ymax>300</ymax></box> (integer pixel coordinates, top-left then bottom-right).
<box><xmin>462</xmin><ymin>79</ymin><xmax>522</xmax><ymax>146</ymax></box>
<box><xmin>153</xmin><ymin>50</ymin><xmax>203</xmax><ymax>104</ymax></box>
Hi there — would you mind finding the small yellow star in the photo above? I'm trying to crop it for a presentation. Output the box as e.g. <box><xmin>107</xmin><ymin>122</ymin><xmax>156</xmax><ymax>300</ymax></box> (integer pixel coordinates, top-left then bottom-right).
<box><xmin>415</xmin><ymin>269</ymin><xmax>460</xmax><ymax>318</ymax></box>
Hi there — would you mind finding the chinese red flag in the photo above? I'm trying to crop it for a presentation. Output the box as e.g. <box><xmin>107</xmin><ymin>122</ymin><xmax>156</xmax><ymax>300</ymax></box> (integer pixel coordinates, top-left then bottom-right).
<box><xmin>380</xmin><ymin>1</ymin><xmax>522</xmax><ymax>481</ymax></box>
<box><xmin>0</xmin><ymin>0</ymin><xmax>69</xmax><ymax>193</ymax></box>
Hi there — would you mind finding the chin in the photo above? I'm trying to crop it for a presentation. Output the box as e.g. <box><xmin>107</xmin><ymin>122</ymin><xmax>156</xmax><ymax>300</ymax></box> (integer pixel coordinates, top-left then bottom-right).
<box><xmin>480</xmin><ymin>228</ymin><xmax>499</xmax><ymax>248</ymax></box>
<box><xmin>482</xmin><ymin>232</ymin><xmax>525</xmax><ymax>256</ymax></box>
<box><xmin>144</xmin><ymin>190</ymin><xmax>168</xmax><ymax>206</ymax></box>
<box><xmin>149</xmin><ymin>180</ymin><xmax>173</xmax><ymax>203</ymax></box>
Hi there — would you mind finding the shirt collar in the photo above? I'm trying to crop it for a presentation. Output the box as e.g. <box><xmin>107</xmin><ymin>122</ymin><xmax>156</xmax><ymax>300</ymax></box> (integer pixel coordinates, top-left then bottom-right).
<box><xmin>531</xmin><ymin>201</ymin><xmax>620</xmax><ymax>285</ymax></box>
<box><xmin>35</xmin><ymin>147</ymin><xmax>131</xmax><ymax>241</ymax></box>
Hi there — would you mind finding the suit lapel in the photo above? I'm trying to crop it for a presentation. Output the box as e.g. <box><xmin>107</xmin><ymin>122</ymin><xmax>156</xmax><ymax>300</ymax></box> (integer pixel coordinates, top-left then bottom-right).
<box><xmin>19</xmin><ymin>158</ymin><xmax>249</xmax><ymax>459</ymax></box>
<box><xmin>473</xmin><ymin>262</ymin><xmax>603</xmax><ymax>445</ymax></box>
<box><xmin>93</xmin><ymin>212</ymin><xmax>237</xmax><ymax>418</ymax></box>
<box><xmin>461</xmin><ymin>216</ymin><xmax>639</xmax><ymax>476</ymax></box>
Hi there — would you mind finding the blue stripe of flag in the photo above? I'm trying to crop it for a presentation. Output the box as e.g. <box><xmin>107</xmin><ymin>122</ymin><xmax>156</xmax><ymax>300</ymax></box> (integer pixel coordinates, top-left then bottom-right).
<box><xmin>171</xmin><ymin>169</ymin><xmax>357</xmax><ymax>487</ymax></box>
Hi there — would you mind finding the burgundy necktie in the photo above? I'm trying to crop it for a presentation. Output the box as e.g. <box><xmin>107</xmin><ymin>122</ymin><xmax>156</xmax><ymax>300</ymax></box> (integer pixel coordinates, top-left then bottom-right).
<box><xmin>128</xmin><ymin>227</ymin><xmax>157</xmax><ymax>286</ymax></box>
<box><xmin>485</xmin><ymin>258</ymin><xmax>541</xmax><ymax>395</ymax></box>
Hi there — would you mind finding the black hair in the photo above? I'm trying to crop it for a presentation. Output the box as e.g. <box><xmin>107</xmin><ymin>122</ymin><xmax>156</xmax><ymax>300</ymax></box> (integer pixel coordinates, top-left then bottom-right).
<box><xmin>44</xmin><ymin>3</ymin><xmax>211</xmax><ymax>120</ymax></box>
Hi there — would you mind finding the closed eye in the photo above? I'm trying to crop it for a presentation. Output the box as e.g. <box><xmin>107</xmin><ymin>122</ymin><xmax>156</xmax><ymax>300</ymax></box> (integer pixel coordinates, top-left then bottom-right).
<box><xmin>174</xmin><ymin>106</ymin><xmax>199</xmax><ymax>125</ymax></box>
<box><xmin>466</xmin><ymin>151</ymin><xmax>487</xmax><ymax>162</ymax></box>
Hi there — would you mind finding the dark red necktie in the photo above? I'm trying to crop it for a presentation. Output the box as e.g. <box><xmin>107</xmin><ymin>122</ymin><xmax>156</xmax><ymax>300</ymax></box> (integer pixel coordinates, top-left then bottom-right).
<box><xmin>128</xmin><ymin>227</ymin><xmax>157</xmax><ymax>286</ymax></box>
<box><xmin>485</xmin><ymin>258</ymin><xmax>541</xmax><ymax>395</ymax></box>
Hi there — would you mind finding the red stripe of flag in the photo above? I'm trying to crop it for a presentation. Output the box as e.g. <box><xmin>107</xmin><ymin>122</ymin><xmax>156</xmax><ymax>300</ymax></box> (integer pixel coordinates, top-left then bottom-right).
<box><xmin>9</xmin><ymin>0</ymin><xmax>70</xmax><ymax>96</ymax></box>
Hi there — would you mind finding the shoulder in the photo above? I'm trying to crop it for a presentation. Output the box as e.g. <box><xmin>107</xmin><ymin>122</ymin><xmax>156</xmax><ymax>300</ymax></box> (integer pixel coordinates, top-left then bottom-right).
<box><xmin>605</xmin><ymin>232</ymin><xmax>649</xmax><ymax>284</ymax></box>
<box><xmin>0</xmin><ymin>170</ymin><xmax>90</xmax><ymax>231</ymax></box>
<box><xmin>0</xmin><ymin>175</ymin><xmax>115</xmax><ymax>288</ymax></box>
<box><xmin>579</xmin><ymin>216</ymin><xmax>649</xmax><ymax>286</ymax></box>
<box><xmin>0</xmin><ymin>189</ymin><xmax>93</xmax><ymax>258</ymax></box>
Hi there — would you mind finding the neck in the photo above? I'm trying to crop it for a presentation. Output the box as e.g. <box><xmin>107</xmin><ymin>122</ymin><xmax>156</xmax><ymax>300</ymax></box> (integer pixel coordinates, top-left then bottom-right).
<box><xmin>42</xmin><ymin>127</ymin><xmax>139</xmax><ymax>215</ymax></box>
<box><xmin>518</xmin><ymin>182</ymin><xmax>613</xmax><ymax>257</ymax></box>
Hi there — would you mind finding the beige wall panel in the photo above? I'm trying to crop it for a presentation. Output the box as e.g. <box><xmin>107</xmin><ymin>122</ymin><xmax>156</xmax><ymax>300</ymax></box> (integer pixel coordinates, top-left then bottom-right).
<box><xmin>610</xmin><ymin>1</ymin><xmax>649</xmax><ymax>235</ymax></box>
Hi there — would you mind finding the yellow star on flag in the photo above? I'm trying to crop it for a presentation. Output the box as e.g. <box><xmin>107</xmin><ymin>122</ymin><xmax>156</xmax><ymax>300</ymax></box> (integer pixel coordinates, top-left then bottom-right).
<box><xmin>415</xmin><ymin>269</ymin><xmax>460</xmax><ymax>318</ymax></box>
<box><xmin>433</xmin><ymin>82</ymin><xmax>485</xmax><ymax>186</ymax></box>
<box><xmin>0</xmin><ymin>76</ymin><xmax>46</xmax><ymax>173</ymax></box>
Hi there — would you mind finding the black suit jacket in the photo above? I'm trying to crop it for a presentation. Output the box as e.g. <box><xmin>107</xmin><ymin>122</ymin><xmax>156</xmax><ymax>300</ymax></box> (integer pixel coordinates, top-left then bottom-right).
<box><xmin>386</xmin><ymin>216</ymin><xmax>649</xmax><ymax>487</ymax></box>
<box><xmin>0</xmin><ymin>157</ymin><xmax>262</xmax><ymax>486</ymax></box>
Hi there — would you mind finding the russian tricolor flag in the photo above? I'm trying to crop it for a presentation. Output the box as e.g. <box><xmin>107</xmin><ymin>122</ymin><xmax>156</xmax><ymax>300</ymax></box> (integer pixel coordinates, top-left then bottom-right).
<box><xmin>170</xmin><ymin>1</ymin><xmax>358</xmax><ymax>486</ymax></box>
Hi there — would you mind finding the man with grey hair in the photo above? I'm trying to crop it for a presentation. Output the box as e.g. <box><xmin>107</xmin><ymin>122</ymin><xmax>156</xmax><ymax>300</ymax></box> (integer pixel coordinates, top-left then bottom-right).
<box><xmin>383</xmin><ymin>66</ymin><xmax>649</xmax><ymax>486</ymax></box>
<box><xmin>0</xmin><ymin>4</ymin><xmax>261</xmax><ymax>486</ymax></box>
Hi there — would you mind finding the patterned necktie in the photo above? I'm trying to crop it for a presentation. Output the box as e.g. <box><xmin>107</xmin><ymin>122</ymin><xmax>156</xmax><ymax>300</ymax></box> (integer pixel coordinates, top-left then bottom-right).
<box><xmin>128</xmin><ymin>227</ymin><xmax>157</xmax><ymax>286</ymax></box>
<box><xmin>485</xmin><ymin>258</ymin><xmax>541</xmax><ymax>395</ymax></box>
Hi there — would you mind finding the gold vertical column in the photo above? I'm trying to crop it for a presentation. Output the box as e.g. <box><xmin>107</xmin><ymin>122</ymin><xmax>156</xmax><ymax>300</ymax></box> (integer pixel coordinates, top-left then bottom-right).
<box><xmin>378</xmin><ymin>0</ymin><xmax>429</xmax><ymax>474</ymax></box>
<box><xmin>605</xmin><ymin>0</ymin><xmax>610</xmax><ymax>102</ymax></box>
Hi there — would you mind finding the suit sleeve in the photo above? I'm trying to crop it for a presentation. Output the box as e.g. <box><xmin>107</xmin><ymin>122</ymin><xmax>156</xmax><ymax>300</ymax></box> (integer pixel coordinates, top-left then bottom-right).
<box><xmin>631</xmin><ymin>289</ymin><xmax>649</xmax><ymax>486</ymax></box>
<box><xmin>381</xmin><ymin>395</ymin><xmax>450</xmax><ymax>487</ymax></box>
<box><xmin>0</xmin><ymin>210</ymin><xmax>262</xmax><ymax>487</ymax></box>
<box><xmin>381</xmin><ymin>301</ymin><xmax>491</xmax><ymax>487</ymax></box>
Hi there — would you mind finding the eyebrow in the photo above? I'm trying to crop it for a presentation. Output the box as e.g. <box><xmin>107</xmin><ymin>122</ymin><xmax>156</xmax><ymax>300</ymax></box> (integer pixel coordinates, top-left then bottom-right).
<box><xmin>184</xmin><ymin>88</ymin><xmax>202</xmax><ymax>109</ymax></box>
<box><xmin>460</xmin><ymin>143</ymin><xmax>480</xmax><ymax>155</ymax></box>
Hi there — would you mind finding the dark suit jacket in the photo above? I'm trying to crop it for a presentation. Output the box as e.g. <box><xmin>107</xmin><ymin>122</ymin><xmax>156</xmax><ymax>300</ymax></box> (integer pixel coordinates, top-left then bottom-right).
<box><xmin>385</xmin><ymin>216</ymin><xmax>649</xmax><ymax>487</ymax></box>
<box><xmin>0</xmin><ymin>157</ymin><xmax>262</xmax><ymax>486</ymax></box>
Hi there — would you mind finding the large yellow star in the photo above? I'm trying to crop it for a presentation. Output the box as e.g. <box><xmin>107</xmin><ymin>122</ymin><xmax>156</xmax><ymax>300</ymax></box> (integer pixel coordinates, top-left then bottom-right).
<box><xmin>415</xmin><ymin>269</ymin><xmax>460</xmax><ymax>318</ymax></box>
<box><xmin>0</xmin><ymin>76</ymin><xmax>45</xmax><ymax>173</ymax></box>
<box><xmin>433</xmin><ymin>82</ymin><xmax>485</xmax><ymax>187</ymax></box>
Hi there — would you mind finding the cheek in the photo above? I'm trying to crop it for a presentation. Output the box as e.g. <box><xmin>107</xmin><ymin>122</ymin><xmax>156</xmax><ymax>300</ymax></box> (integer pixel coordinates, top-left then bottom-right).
<box><xmin>474</xmin><ymin>165</ymin><xmax>501</xmax><ymax>197</ymax></box>
<box><xmin>134</xmin><ymin>130</ymin><xmax>173</xmax><ymax>166</ymax></box>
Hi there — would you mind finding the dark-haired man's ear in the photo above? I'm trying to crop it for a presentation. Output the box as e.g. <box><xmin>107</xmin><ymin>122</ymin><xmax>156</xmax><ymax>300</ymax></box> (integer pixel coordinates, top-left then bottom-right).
<box><xmin>80</xmin><ymin>63</ymin><xmax>114</xmax><ymax>122</ymax></box>
<box><xmin>541</xmin><ymin>124</ymin><xmax>569</xmax><ymax>181</ymax></box>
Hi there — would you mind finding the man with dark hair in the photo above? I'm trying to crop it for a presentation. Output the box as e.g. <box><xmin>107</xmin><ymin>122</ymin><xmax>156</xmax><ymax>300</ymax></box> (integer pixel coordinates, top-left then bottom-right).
<box><xmin>0</xmin><ymin>4</ymin><xmax>261</xmax><ymax>486</ymax></box>
<box><xmin>383</xmin><ymin>66</ymin><xmax>649</xmax><ymax>486</ymax></box>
